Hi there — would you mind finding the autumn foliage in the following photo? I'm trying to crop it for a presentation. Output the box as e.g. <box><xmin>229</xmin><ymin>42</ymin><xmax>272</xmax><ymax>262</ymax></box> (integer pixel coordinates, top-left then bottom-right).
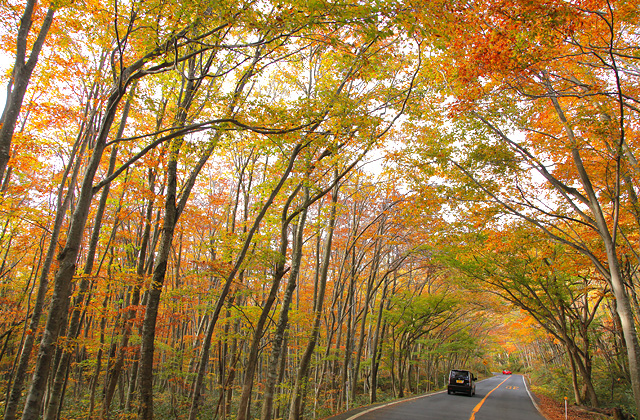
<box><xmin>0</xmin><ymin>0</ymin><xmax>639</xmax><ymax>419</ymax></box>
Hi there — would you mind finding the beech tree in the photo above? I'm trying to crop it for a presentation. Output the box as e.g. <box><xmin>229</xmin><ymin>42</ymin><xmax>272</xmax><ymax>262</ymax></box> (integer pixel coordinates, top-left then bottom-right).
<box><xmin>445</xmin><ymin>224</ymin><xmax>605</xmax><ymax>405</ymax></box>
<box><xmin>399</xmin><ymin>0</ymin><xmax>640</xmax><ymax>414</ymax></box>
<box><xmin>0</xmin><ymin>0</ymin><xmax>55</xmax><ymax>186</ymax></box>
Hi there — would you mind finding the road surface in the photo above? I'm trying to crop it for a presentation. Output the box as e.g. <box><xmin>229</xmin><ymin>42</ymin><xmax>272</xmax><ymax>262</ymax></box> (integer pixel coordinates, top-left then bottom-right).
<box><xmin>326</xmin><ymin>374</ymin><xmax>545</xmax><ymax>420</ymax></box>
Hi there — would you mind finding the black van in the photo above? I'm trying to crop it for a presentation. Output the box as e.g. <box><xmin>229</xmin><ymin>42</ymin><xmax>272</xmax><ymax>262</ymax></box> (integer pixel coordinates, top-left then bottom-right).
<box><xmin>447</xmin><ymin>369</ymin><xmax>476</xmax><ymax>396</ymax></box>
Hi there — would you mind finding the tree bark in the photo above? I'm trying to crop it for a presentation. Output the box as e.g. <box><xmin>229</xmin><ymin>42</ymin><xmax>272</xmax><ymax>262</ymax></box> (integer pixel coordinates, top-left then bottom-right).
<box><xmin>236</xmin><ymin>187</ymin><xmax>303</xmax><ymax>420</ymax></box>
<box><xmin>288</xmin><ymin>181</ymin><xmax>338</xmax><ymax>420</ymax></box>
<box><xmin>19</xmin><ymin>69</ymin><xmax>133</xmax><ymax>420</ymax></box>
<box><xmin>0</xmin><ymin>1</ymin><xmax>55</xmax><ymax>183</ymax></box>
<box><xmin>261</xmin><ymin>190</ymin><xmax>308</xmax><ymax>420</ymax></box>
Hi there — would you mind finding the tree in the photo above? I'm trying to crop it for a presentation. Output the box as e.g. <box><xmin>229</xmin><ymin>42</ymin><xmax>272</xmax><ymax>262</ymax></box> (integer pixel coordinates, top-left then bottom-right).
<box><xmin>402</xmin><ymin>0</ymin><xmax>640</xmax><ymax>413</ymax></box>
<box><xmin>0</xmin><ymin>0</ymin><xmax>55</xmax><ymax>186</ymax></box>
<box><xmin>384</xmin><ymin>287</ymin><xmax>456</xmax><ymax>397</ymax></box>
<box><xmin>17</xmin><ymin>2</ymin><xmax>244</xmax><ymax>417</ymax></box>
<box><xmin>446</xmin><ymin>224</ymin><xmax>605</xmax><ymax>405</ymax></box>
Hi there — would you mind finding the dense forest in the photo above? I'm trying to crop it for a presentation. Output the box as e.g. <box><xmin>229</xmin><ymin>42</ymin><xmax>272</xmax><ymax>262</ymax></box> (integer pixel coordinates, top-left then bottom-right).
<box><xmin>0</xmin><ymin>0</ymin><xmax>638</xmax><ymax>418</ymax></box>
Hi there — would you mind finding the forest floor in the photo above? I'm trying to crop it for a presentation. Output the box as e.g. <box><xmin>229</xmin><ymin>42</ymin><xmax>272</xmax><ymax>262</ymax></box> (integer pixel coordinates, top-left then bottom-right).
<box><xmin>535</xmin><ymin>393</ymin><xmax>625</xmax><ymax>420</ymax></box>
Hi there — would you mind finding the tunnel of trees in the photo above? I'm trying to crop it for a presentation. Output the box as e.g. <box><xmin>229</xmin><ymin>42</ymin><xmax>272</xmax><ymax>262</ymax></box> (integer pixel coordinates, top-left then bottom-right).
<box><xmin>0</xmin><ymin>0</ymin><xmax>639</xmax><ymax>419</ymax></box>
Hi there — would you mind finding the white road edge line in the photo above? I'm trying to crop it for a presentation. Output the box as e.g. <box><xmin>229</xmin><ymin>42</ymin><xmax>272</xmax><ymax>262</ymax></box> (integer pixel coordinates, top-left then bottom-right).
<box><xmin>522</xmin><ymin>375</ymin><xmax>546</xmax><ymax>418</ymax></box>
<box><xmin>345</xmin><ymin>390</ymin><xmax>447</xmax><ymax>420</ymax></box>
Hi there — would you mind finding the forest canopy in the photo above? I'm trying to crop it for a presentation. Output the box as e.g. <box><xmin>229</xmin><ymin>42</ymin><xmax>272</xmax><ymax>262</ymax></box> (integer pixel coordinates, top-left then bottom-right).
<box><xmin>0</xmin><ymin>0</ymin><xmax>639</xmax><ymax>419</ymax></box>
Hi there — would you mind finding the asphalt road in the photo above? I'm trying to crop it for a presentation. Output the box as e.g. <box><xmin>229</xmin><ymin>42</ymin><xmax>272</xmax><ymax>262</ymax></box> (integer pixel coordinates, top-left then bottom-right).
<box><xmin>326</xmin><ymin>374</ymin><xmax>546</xmax><ymax>420</ymax></box>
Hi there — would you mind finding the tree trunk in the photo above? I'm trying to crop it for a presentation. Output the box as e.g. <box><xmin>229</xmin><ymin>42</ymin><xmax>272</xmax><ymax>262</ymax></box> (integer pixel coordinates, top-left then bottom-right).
<box><xmin>261</xmin><ymin>191</ymin><xmax>308</xmax><ymax>420</ymax></box>
<box><xmin>351</xmin><ymin>240</ymin><xmax>381</xmax><ymax>403</ymax></box>
<box><xmin>188</xmin><ymin>143</ymin><xmax>303</xmax><ymax>420</ymax></box>
<box><xmin>3</xmin><ymin>126</ymin><xmax>86</xmax><ymax>420</ymax></box>
<box><xmin>44</xmin><ymin>84</ymin><xmax>133</xmax><ymax>420</ymax></box>
<box><xmin>370</xmin><ymin>275</ymin><xmax>390</xmax><ymax>404</ymax></box>
<box><xmin>548</xmin><ymin>91</ymin><xmax>640</xmax><ymax>415</ymax></box>
<box><xmin>237</xmin><ymin>187</ymin><xmax>303</xmax><ymax>420</ymax></box>
<box><xmin>136</xmin><ymin>52</ymin><xmax>218</xmax><ymax>419</ymax></box>
<box><xmin>568</xmin><ymin>351</ymin><xmax>582</xmax><ymax>405</ymax></box>
<box><xmin>20</xmin><ymin>73</ymin><xmax>130</xmax><ymax>420</ymax></box>
<box><xmin>101</xmin><ymin>168</ymin><xmax>156</xmax><ymax>418</ymax></box>
<box><xmin>0</xmin><ymin>2</ymin><xmax>55</xmax><ymax>182</ymax></box>
<box><xmin>340</xmin><ymin>256</ymin><xmax>356</xmax><ymax>411</ymax></box>
<box><xmin>88</xmin><ymin>279</ymin><xmax>111</xmax><ymax>419</ymax></box>
<box><xmin>135</xmin><ymin>136</ymin><xmax>180</xmax><ymax>420</ymax></box>
<box><xmin>288</xmin><ymin>181</ymin><xmax>338</xmax><ymax>420</ymax></box>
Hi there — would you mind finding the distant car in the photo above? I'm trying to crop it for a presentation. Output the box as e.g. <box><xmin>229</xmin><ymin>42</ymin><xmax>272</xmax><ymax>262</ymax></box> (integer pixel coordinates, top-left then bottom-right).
<box><xmin>447</xmin><ymin>369</ymin><xmax>476</xmax><ymax>396</ymax></box>
<box><xmin>502</xmin><ymin>369</ymin><xmax>512</xmax><ymax>375</ymax></box>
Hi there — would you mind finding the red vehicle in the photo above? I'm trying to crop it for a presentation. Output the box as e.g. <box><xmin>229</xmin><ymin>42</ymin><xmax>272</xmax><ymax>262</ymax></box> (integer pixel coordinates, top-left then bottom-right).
<box><xmin>502</xmin><ymin>369</ymin><xmax>512</xmax><ymax>375</ymax></box>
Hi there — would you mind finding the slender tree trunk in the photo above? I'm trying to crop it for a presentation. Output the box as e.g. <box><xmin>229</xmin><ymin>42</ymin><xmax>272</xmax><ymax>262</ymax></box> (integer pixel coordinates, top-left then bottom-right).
<box><xmin>567</xmin><ymin>351</ymin><xmax>582</xmax><ymax>405</ymax></box>
<box><xmin>371</xmin><ymin>271</ymin><xmax>391</xmax><ymax>404</ymax></box>
<box><xmin>235</xmin><ymin>272</ymin><xmax>283</xmax><ymax>420</ymax></box>
<box><xmin>288</xmin><ymin>181</ymin><xmax>338</xmax><ymax>420</ymax></box>
<box><xmin>0</xmin><ymin>1</ymin><xmax>55</xmax><ymax>182</ymax></box>
<box><xmin>88</xmin><ymin>280</ymin><xmax>110</xmax><ymax>419</ymax></box>
<box><xmin>397</xmin><ymin>336</ymin><xmax>406</xmax><ymax>398</ymax></box>
<box><xmin>101</xmin><ymin>169</ymin><xmax>156</xmax><ymax>418</ymax></box>
<box><xmin>188</xmin><ymin>143</ymin><xmax>304</xmax><ymax>420</ymax></box>
<box><xmin>135</xmin><ymin>52</ymin><xmax>217</xmax><ymax>418</ymax></box>
<box><xmin>566</xmin><ymin>338</ymin><xmax>598</xmax><ymax>407</ymax></box>
<box><xmin>136</xmin><ymin>136</ymin><xmax>180</xmax><ymax>420</ymax></box>
<box><xmin>605</xmin><ymin>249</ymin><xmax>640</xmax><ymax>412</ymax></box>
<box><xmin>19</xmin><ymin>72</ymin><xmax>130</xmax><ymax>420</ymax></box>
<box><xmin>351</xmin><ymin>239</ymin><xmax>381</xmax><ymax>403</ymax></box>
<box><xmin>237</xmin><ymin>188</ymin><xmax>303</xmax><ymax>420</ymax></box>
<box><xmin>261</xmin><ymin>191</ymin><xmax>308</xmax><ymax>420</ymax></box>
<box><xmin>44</xmin><ymin>84</ymin><xmax>133</xmax><ymax>420</ymax></box>
<box><xmin>274</xmin><ymin>334</ymin><xmax>288</xmax><ymax>420</ymax></box>
<box><xmin>3</xmin><ymin>130</ymin><xmax>86</xmax><ymax>420</ymax></box>
<box><xmin>548</xmin><ymin>83</ymin><xmax>640</xmax><ymax>416</ymax></box>
<box><xmin>340</xmin><ymin>259</ymin><xmax>356</xmax><ymax>411</ymax></box>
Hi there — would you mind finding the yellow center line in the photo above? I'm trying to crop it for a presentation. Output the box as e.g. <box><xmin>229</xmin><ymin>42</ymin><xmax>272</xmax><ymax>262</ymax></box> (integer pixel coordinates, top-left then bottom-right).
<box><xmin>469</xmin><ymin>376</ymin><xmax>511</xmax><ymax>420</ymax></box>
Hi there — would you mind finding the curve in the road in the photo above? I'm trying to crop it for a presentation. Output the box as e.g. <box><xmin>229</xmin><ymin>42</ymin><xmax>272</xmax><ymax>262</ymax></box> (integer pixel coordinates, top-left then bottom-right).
<box><xmin>330</xmin><ymin>374</ymin><xmax>544</xmax><ymax>420</ymax></box>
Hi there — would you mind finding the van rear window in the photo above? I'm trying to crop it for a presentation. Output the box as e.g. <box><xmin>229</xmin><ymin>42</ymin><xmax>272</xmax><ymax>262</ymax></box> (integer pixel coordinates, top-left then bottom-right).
<box><xmin>450</xmin><ymin>370</ymin><xmax>469</xmax><ymax>380</ymax></box>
